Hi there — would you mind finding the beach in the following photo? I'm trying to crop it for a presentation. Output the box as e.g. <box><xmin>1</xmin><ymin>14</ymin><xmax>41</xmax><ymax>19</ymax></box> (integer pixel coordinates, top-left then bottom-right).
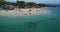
<box><xmin>0</xmin><ymin>8</ymin><xmax>48</xmax><ymax>16</ymax></box>
<box><xmin>0</xmin><ymin>0</ymin><xmax>60</xmax><ymax>32</ymax></box>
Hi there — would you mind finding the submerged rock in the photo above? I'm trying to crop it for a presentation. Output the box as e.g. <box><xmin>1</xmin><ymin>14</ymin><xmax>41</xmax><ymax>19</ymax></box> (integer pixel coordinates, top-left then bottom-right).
<box><xmin>49</xmin><ymin>18</ymin><xmax>57</xmax><ymax>21</ymax></box>
<box><xmin>24</xmin><ymin>21</ymin><xmax>37</xmax><ymax>28</ymax></box>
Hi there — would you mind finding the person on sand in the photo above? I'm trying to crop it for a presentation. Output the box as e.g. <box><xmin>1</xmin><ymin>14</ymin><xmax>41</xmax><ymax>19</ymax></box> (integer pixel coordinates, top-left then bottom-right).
<box><xmin>28</xmin><ymin>9</ymin><xmax>32</xmax><ymax>15</ymax></box>
<box><xmin>29</xmin><ymin>9</ymin><xmax>31</xmax><ymax>11</ymax></box>
<box><xmin>18</xmin><ymin>9</ymin><xmax>23</xmax><ymax>12</ymax></box>
<box><xmin>29</xmin><ymin>13</ymin><xmax>31</xmax><ymax>14</ymax></box>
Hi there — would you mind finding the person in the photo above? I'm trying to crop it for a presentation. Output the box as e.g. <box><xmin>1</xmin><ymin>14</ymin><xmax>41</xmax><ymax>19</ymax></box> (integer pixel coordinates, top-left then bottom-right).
<box><xmin>28</xmin><ymin>10</ymin><xmax>32</xmax><ymax>15</ymax></box>
<box><xmin>29</xmin><ymin>10</ymin><xmax>31</xmax><ymax>11</ymax></box>
<box><xmin>29</xmin><ymin>13</ymin><xmax>31</xmax><ymax>14</ymax></box>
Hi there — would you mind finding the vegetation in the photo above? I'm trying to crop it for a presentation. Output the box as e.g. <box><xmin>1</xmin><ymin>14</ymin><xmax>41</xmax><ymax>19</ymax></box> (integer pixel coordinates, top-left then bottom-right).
<box><xmin>26</xmin><ymin>2</ymin><xmax>36</xmax><ymax>8</ymax></box>
<box><xmin>38</xmin><ymin>3</ymin><xmax>47</xmax><ymax>7</ymax></box>
<box><xmin>0</xmin><ymin>0</ymin><xmax>59</xmax><ymax>8</ymax></box>
<box><xmin>0</xmin><ymin>0</ymin><xmax>5</xmax><ymax>6</ymax></box>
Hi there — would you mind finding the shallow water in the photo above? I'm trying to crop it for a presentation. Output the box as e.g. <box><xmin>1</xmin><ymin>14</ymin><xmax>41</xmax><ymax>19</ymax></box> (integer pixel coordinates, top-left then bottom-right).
<box><xmin>0</xmin><ymin>8</ymin><xmax>3</xmax><ymax>11</ymax></box>
<box><xmin>0</xmin><ymin>7</ymin><xmax>60</xmax><ymax>32</ymax></box>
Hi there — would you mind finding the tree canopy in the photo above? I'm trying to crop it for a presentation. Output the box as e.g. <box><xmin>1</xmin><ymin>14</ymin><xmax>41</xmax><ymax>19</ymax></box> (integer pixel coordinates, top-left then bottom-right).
<box><xmin>26</xmin><ymin>2</ymin><xmax>36</xmax><ymax>8</ymax></box>
<box><xmin>0</xmin><ymin>0</ymin><xmax>49</xmax><ymax>7</ymax></box>
<box><xmin>0</xmin><ymin>0</ymin><xmax>4</xmax><ymax>2</ymax></box>
<box><xmin>17</xmin><ymin>1</ymin><xmax>25</xmax><ymax>6</ymax></box>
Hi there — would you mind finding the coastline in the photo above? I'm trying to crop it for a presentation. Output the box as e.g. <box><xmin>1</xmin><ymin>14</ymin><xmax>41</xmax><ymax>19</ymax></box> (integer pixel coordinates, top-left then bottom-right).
<box><xmin>0</xmin><ymin>8</ymin><xmax>48</xmax><ymax>16</ymax></box>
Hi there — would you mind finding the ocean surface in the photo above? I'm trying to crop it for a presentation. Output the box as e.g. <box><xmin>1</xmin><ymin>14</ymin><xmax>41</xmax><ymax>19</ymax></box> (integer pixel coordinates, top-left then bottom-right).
<box><xmin>0</xmin><ymin>7</ymin><xmax>60</xmax><ymax>32</ymax></box>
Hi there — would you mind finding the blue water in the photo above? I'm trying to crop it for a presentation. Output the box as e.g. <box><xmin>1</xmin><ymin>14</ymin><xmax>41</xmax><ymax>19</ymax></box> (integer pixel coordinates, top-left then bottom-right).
<box><xmin>0</xmin><ymin>8</ymin><xmax>3</xmax><ymax>11</ymax></box>
<box><xmin>0</xmin><ymin>7</ymin><xmax>60</xmax><ymax>32</ymax></box>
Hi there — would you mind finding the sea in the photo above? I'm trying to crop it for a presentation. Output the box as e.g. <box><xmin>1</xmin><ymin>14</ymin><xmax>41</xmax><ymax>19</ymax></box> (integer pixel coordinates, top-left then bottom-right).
<box><xmin>0</xmin><ymin>7</ymin><xmax>60</xmax><ymax>32</ymax></box>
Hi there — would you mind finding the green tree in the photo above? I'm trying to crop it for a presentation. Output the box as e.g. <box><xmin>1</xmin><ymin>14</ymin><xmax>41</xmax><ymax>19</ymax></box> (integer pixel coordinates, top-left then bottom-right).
<box><xmin>38</xmin><ymin>3</ymin><xmax>47</xmax><ymax>7</ymax></box>
<box><xmin>17</xmin><ymin>1</ymin><xmax>25</xmax><ymax>7</ymax></box>
<box><xmin>26</xmin><ymin>2</ymin><xmax>36</xmax><ymax>8</ymax></box>
<box><xmin>0</xmin><ymin>0</ymin><xmax>5</xmax><ymax>6</ymax></box>
<box><xmin>0</xmin><ymin>0</ymin><xmax>5</xmax><ymax>2</ymax></box>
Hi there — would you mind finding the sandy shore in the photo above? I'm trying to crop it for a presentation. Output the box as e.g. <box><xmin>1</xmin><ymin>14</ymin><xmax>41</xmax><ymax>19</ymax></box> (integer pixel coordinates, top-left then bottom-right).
<box><xmin>0</xmin><ymin>8</ymin><xmax>48</xmax><ymax>16</ymax></box>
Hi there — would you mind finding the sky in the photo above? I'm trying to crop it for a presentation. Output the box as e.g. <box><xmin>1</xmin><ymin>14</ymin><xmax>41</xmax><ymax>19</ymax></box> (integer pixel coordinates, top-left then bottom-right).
<box><xmin>5</xmin><ymin>0</ymin><xmax>60</xmax><ymax>4</ymax></box>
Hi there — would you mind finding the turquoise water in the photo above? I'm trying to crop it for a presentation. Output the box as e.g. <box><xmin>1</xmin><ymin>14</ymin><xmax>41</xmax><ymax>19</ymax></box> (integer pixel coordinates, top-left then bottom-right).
<box><xmin>0</xmin><ymin>7</ymin><xmax>60</xmax><ymax>32</ymax></box>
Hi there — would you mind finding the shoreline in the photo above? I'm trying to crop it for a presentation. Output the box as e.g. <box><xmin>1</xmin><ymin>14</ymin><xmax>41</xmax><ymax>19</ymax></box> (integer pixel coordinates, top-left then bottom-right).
<box><xmin>0</xmin><ymin>8</ymin><xmax>48</xmax><ymax>16</ymax></box>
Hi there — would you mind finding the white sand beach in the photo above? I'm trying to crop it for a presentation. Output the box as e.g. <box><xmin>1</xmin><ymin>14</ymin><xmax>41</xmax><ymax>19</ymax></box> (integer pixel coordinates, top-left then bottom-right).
<box><xmin>0</xmin><ymin>8</ymin><xmax>48</xmax><ymax>16</ymax></box>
